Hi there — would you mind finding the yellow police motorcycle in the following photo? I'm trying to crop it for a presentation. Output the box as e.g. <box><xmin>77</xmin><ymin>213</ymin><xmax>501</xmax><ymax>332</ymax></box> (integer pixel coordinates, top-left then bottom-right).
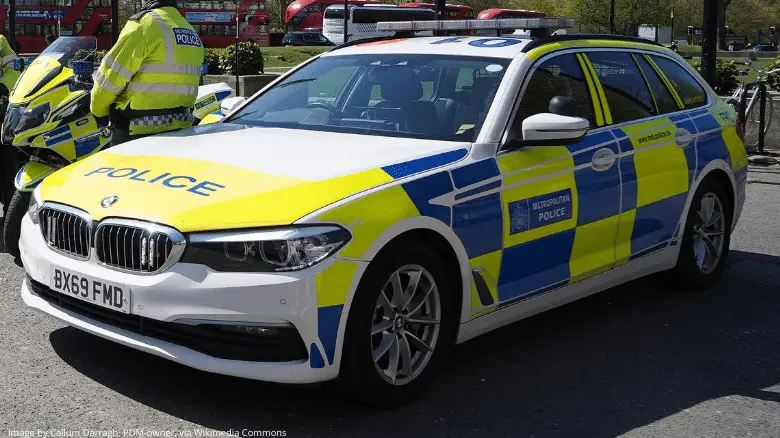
<box><xmin>0</xmin><ymin>49</ymin><xmax>22</xmax><ymax>226</ymax></box>
<box><xmin>1</xmin><ymin>36</ymin><xmax>232</xmax><ymax>258</ymax></box>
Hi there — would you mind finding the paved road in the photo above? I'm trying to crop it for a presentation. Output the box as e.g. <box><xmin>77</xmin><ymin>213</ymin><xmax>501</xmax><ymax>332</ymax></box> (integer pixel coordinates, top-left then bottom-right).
<box><xmin>1</xmin><ymin>174</ymin><xmax>779</xmax><ymax>437</ymax></box>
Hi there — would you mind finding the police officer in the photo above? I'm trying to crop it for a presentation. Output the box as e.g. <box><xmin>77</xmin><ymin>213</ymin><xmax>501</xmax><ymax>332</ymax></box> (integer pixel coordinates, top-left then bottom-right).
<box><xmin>91</xmin><ymin>0</ymin><xmax>204</xmax><ymax>146</ymax></box>
<box><xmin>0</xmin><ymin>33</ymin><xmax>19</xmax><ymax>223</ymax></box>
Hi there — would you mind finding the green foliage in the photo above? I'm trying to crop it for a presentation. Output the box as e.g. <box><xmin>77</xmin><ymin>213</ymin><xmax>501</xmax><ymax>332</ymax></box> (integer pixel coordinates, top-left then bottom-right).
<box><xmin>218</xmin><ymin>42</ymin><xmax>264</xmax><ymax>76</ymax></box>
<box><xmin>763</xmin><ymin>55</ymin><xmax>780</xmax><ymax>92</ymax></box>
<box><xmin>68</xmin><ymin>49</ymin><xmax>105</xmax><ymax>67</ymax></box>
<box><xmin>692</xmin><ymin>58</ymin><xmax>739</xmax><ymax>95</ymax></box>
<box><xmin>204</xmin><ymin>48</ymin><xmax>222</xmax><ymax>75</ymax></box>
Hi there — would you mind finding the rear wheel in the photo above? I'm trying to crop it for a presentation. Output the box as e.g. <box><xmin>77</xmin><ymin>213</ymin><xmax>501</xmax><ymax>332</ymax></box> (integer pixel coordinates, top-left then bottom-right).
<box><xmin>338</xmin><ymin>240</ymin><xmax>456</xmax><ymax>407</ymax></box>
<box><xmin>3</xmin><ymin>190</ymin><xmax>30</xmax><ymax>258</ymax></box>
<box><xmin>668</xmin><ymin>178</ymin><xmax>732</xmax><ymax>290</ymax></box>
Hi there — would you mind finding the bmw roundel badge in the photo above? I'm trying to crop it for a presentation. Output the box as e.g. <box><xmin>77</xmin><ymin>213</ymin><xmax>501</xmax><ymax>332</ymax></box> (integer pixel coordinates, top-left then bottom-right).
<box><xmin>101</xmin><ymin>195</ymin><xmax>118</xmax><ymax>208</ymax></box>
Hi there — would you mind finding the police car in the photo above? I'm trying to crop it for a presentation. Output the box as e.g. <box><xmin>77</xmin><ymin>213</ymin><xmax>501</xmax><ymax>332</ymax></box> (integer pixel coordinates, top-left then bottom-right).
<box><xmin>18</xmin><ymin>18</ymin><xmax>747</xmax><ymax>405</ymax></box>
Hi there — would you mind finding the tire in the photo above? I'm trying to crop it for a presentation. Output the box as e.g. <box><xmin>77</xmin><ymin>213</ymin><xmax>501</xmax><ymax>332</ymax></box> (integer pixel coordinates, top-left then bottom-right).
<box><xmin>338</xmin><ymin>239</ymin><xmax>457</xmax><ymax>407</ymax></box>
<box><xmin>3</xmin><ymin>190</ymin><xmax>30</xmax><ymax>258</ymax></box>
<box><xmin>667</xmin><ymin>177</ymin><xmax>732</xmax><ymax>290</ymax></box>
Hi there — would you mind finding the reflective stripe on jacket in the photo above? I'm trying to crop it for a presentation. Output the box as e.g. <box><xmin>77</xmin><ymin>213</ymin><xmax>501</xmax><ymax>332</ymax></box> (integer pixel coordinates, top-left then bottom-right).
<box><xmin>90</xmin><ymin>6</ymin><xmax>204</xmax><ymax>135</ymax></box>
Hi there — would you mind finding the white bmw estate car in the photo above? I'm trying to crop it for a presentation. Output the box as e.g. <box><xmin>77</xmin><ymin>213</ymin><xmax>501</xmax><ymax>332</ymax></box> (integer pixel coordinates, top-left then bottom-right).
<box><xmin>18</xmin><ymin>24</ymin><xmax>747</xmax><ymax>405</ymax></box>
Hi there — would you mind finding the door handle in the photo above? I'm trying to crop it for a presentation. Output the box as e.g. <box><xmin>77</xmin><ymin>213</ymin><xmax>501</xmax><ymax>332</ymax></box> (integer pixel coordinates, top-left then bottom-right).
<box><xmin>591</xmin><ymin>147</ymin><xmax>616</xmax><ymax>172</ymax></box>
<box><xmin>675</xmin><ymin>128</ymin><xmax>694</xmax><ymax>147</ymax></box>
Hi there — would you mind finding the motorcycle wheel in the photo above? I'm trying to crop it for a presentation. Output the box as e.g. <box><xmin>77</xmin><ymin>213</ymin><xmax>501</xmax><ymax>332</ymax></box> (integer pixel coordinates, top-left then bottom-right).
<box><xmin>3</xmin><ymin>190</ymin><xmax>30</xmax><ymax>258</ymax></box>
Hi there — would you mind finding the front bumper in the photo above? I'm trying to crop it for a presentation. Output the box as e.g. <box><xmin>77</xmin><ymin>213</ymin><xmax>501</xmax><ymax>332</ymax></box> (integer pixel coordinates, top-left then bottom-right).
<box><xmin>19</xmin><ymin>214</ymin><xmax>355</xmax><ymax>384</ymax></box>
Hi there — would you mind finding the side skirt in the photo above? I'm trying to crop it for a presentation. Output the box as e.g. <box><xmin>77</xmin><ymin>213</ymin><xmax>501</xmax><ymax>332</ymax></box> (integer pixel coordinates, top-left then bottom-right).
<box><xmin>455</xmin><ymin>247</ymin><xmax>678</xmax><ymax>344</ymax></box>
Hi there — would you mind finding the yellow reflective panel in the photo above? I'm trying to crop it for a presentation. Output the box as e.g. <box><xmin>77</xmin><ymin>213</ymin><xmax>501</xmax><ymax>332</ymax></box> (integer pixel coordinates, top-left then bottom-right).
<box><xmin>15</xmin><ymin>161</ymin><xmax>56</xmax><ymax>191</ymax></box>
<box><xmin>316</xmin><ymin>260</ymin><xmax>359</xmax><ymax>308</ymax></box>
<box><xmin>526</xmin><ymin>40</ymin><xmax>675</xmax><ymax>62</ymax></box>
<box><xmin>614</xmin><ymin>209</ymin><xmax>637</xmax><ymax>268</ymax></box>
<box><xmin>499</xmin><ymin>147</ymin><xmax>578</xmax><ymax>248</ymax></box>
<box><xmin>318</xmin><ymin>184</ymin><xmax>417</xmax><ymax>260</ymax></box>
<box><xmin>41</xmin><ymin>152</ymin><xmax>396</xmax><ymax>232</ymax></box>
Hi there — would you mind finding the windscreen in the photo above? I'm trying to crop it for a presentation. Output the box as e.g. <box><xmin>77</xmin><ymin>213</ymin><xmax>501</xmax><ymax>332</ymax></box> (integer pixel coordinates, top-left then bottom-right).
<box><xmin>41</xmin><ymin>37</ymin><xmax>98</xmax><ymax>66</ymax></box>
<box><xmin>226</xmin><ymin>54</ymin><xmax>509</xmax><ymax>142</ymax></box>
<box><xmin>10</xmin><ymin>37</ymin><xmax>97</xmax><ymax>102</ymax></box>
<box><xmin>324</xmin><ymin>7</ymin><xmax>346</xmax><ymax>19</ymax></box>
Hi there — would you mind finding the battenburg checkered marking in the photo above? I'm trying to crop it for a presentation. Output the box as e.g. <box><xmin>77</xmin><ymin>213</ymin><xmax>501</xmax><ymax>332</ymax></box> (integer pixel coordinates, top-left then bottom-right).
<box><xmin>130</xmin><ymin>112</ymin><xmax>193</xmax><ymax>127</ymax></box>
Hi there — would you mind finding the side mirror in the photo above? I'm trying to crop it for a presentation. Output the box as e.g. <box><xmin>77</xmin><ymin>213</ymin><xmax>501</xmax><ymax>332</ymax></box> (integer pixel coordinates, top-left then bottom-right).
<box><xmin>220</xmin><ymin>96</ymin><xmax>246</xmax><ymax>115</ymax></box>
<box><xmin>521</xmin><ymin>113</ymin><xmax>590</xmax><ymax>144</ymax></box>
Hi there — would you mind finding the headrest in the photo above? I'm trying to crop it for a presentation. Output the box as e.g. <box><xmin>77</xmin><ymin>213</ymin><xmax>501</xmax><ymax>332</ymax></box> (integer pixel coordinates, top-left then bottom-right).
<box><xmin>377</xmin><ymin>68</ymin><xmax>423</xmax><ymax>105</ymax></box>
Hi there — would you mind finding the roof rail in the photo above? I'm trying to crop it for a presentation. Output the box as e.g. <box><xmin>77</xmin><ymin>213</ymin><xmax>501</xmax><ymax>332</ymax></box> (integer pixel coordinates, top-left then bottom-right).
<box><xmin>521</xmin><ymin>34</ymin><xmax>664</xmax><ymax>52</ymax></box>
<box><xmin>328</xmin><ymin>35</ymin><xmax>404</xmax><ymax>52</ymax></box>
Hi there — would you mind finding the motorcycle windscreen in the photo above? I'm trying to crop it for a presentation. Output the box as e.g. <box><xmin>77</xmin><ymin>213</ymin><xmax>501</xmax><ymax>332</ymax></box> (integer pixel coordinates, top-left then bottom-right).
<box><xmin>10</xmin><ymin>37</ymin><xmax>97</xmax><ymax>105</ymax></box>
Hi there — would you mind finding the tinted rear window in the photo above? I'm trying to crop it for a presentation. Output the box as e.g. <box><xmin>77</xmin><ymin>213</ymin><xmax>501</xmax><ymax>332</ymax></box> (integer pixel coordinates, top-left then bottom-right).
<box><xmin>586</xmin><ymin>51</ymin><xmax>655</xmax><ymax>124</ymax></box>
<box><xmin>634</xmin><ymin>54</ymin><xmax>680</xmax><ymax>114</ymax></box>
<box><xmin>650</xmin><ymin>55</ymin><xmax>708</xmax><ymax>109</ymax></box>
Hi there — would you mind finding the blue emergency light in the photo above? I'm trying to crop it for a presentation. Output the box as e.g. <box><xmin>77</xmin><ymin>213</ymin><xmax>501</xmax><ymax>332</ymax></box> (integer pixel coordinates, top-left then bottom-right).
<box><xmin>72</xmin><ymin>60</ymin><xmax>93</xmax><ymax>76</ymax></box>
<box><xmin>201</xmin><ymin>62</ymin><xmax>209</xmax><ymax>75</ymax></box>
<box><xmin>13</xmin><ymin>58</ymin><xmax>24</xmax><ymax>71</ymax></box>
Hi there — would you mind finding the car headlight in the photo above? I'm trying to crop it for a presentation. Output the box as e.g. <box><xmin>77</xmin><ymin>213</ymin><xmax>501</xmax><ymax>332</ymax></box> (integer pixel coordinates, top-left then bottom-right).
<box><xmin>28</xmin><ymin>185</ymin><xmax>42</xmax><ymax>224</ymax></box>
<box><xmin>181</xmin><ymin>226</ymin><xmax>351</xmax><ymax>272</ymax></box>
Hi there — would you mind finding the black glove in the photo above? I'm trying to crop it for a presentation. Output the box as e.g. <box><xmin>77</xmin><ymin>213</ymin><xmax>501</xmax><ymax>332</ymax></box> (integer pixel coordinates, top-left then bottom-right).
<box><xmin>95</xmin><ymin>115</ymin><xmax>109</xmax><ymax>127</ymax></box>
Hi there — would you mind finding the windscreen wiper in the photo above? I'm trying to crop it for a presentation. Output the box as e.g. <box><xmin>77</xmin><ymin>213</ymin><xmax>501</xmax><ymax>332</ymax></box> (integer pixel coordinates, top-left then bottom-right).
<box><xmin>275</xmin><ymin>78</ymin><xmax>318</xmax><ymax>88</ymax></box>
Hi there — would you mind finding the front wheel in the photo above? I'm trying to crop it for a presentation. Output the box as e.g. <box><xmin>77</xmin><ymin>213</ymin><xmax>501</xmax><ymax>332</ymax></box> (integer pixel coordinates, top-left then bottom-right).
<box><xmin>667</xmin><ymin>178</ymin><xmax>732</xmax><ymax>290</ymax></box>
<box><xmin>3</xmin><ymin>190</ymin><xmax>30</xmax><ymax>258</ymax></box>
<box><xmin>338</xmin><ymin>240</ymin><xmax>456</xmax><ymax>407</ymax></box>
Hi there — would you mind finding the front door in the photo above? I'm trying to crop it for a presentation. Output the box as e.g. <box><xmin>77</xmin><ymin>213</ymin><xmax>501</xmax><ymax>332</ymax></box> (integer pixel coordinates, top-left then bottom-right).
<box><xmin>495</xmin><ymin>52</ymin><xmax>622</xmax><ymax>307</ymax></box>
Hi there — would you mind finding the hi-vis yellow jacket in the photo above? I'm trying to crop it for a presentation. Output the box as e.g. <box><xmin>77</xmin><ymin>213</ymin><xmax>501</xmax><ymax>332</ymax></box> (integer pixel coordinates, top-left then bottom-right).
<box><xmin>90</xmin><ymin>6</ymin><xmax>204</xmax><ymax>135</ymax></box>
<box><xmin>0</xmin><ymin>35</ymin><xmax>19</xmax><ymax>93</ymax></box>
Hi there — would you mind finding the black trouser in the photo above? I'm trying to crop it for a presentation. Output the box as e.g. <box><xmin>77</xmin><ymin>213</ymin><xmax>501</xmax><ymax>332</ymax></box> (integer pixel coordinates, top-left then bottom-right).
<box><xmin>110</xmin><ymin>124</ymin><xmax>152</xmax><ymax>146</ymax></box>
<box><xmin>0</xmin><ymin>145</ymin><xmax>18</xmax><ymax>212</ymax></box>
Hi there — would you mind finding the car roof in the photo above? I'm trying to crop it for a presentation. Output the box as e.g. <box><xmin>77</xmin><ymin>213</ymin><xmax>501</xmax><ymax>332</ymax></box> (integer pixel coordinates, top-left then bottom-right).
<box><xmin>321</xmin><ymin>34</ymin><xmax>670</xmax><ymax>60</ymax></box>
<box><xmin>321</xmin><ymin>36</ymin><xmax>534</xmax><ymax>59</ymax></box>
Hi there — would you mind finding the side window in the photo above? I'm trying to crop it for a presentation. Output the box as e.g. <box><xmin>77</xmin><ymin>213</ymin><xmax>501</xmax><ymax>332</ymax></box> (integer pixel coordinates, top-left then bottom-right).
<box><xmin>513</xmin><ymin>53</ymin><xmax>597</xmax><ymax>132</ymax></box>
<box><xmin>633</xmin><ymin>54</ymin><xmax>680</xmax><ymax>114</ymax></box>
<box><xmin>649</xmin><ymin>55</ymin><xmax>708</xmax><ymax>109</ymax></box>
<box><xmin>586</xmin><ymin>51</ymin><xmax>655</xmax><ymax>124</ymax></box>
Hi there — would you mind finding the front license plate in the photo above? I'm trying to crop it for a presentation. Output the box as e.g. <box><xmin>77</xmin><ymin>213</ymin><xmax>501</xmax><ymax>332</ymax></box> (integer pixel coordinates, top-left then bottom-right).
<box><xmin>50</xmin><ymin>266</ymin><xmax>131</xmax><ymax>314</ymax></box>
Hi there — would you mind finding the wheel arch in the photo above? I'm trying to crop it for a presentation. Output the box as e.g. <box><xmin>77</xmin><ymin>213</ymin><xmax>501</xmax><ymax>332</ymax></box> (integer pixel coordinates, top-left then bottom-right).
<box><xmin>692</xmin><ymin>161</ymin><xmax>738</xmax><ymax>230</ymax></box>
<box><xmin>339</xmin><ymin>217</ymin><xmax>473</xmax><ymax>350</ymax></box>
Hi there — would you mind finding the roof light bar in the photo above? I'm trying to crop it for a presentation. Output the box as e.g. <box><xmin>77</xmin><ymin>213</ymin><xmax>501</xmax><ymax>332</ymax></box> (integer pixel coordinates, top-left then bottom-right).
<box><xmin>376</xmin><ymin>17</ymin><xmax>575</xmax><ymax>32</ymax></box>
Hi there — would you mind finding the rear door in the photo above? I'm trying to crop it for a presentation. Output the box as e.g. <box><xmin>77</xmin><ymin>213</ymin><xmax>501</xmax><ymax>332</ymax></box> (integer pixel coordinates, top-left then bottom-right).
<box><xmin>583</xmin><ymin>50</ymin><xmax>696</xmax><ymax>263</ymax></box>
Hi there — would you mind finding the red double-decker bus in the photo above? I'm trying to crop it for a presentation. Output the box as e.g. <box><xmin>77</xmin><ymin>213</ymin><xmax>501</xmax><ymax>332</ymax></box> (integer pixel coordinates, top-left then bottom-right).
<box><xmin>285</xmin><ymin>0</ymin><xmax>377</xmax><ymax>32</ymax></box>
<box><xmin>0</xmin><ymin>0</ymin><xmax>112</xmax><ymax>53</ymax></box>
<box><xmin>476</xmin><ymin>8</ymin><xmax>546</xmax><ymax>20</ymax></box>
<box><xmin>398</xmin><ymin>2</ymin><xmax>474</xmax><ymax>19</ymax></box>
<box><xmin>181</xmin><ymin>0</ymin><xmax>270</xmax><ymax>47</ymax></box>
<box><xmin>0</xmin><ymin>0</ymin><xmax>269</xmax><ymax>53</ymax></box>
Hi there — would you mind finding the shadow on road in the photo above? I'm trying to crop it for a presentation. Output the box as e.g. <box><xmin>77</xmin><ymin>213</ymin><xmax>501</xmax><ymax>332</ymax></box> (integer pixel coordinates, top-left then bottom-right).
<box><xmin>48</xmin><ymin>250</ymin><xmax>780</xmax><ymax>437</ymax></box>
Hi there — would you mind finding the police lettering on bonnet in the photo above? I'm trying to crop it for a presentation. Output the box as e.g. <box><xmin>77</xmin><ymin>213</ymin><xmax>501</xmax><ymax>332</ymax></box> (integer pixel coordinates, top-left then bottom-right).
<box><xmin>90</xmin><ymin>0</ymin><xmax>204</xmax><ymax>146</ymax></box>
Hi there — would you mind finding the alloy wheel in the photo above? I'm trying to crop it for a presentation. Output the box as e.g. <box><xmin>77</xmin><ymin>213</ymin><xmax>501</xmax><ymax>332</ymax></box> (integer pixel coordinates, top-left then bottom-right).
<box><xmin>692</xmin><ymin>192</ymin><xmax>726</xmax><ymax>274</ymax></box>
<box><xmin>371</xmin><ymin>264</ymin><xmax>441</xmax><ymax>386</ymax></box>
